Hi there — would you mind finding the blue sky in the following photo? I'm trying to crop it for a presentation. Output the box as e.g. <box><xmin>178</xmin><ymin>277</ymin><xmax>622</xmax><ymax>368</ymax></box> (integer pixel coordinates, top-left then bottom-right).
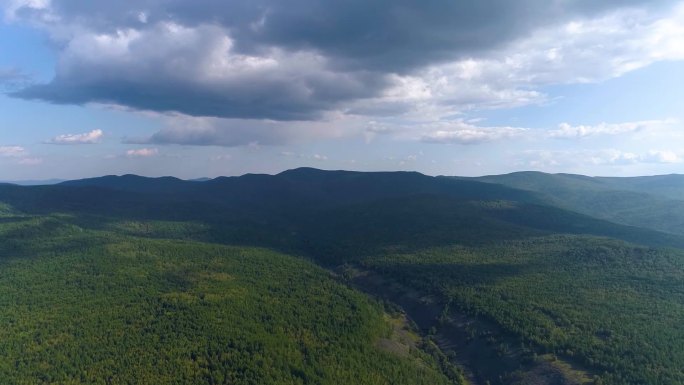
<box><xmin>1</xmin><ymin>0</ymin><xmax>684</xmax><ymax>180</ymax></box>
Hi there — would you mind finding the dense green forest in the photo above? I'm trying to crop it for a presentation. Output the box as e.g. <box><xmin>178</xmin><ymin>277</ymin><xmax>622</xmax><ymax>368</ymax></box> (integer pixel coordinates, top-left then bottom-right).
<box><xmin>0</xmin><ymin>214</ymin><xmax>462</xmax><ymax>385</ymax></box>
<box><xmin>2</xmin><ymin>168</ymin><xmax>684</xmax><ymax>384</ymax></box>
<box><xmin>359</xmin><ymin>236</ymin><xmax>684</xmax><ymax>385</ymax></box>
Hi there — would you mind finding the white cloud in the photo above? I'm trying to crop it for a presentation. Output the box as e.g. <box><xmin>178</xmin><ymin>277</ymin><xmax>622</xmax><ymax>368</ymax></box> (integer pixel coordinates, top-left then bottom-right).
<box><xmin>279</xmin><ymin>151</ymin><xmax>328</xmax><ymax>161</ymax></box>
<box><xmin>548</xmin><ymin>120</ymin><xmax>673</xmax><ymax>139</ymax></box>
<box><xmin>374</xmin><ymin>5</ymin><xmax>684</xmax><ymax>121</ymax></box>
<box><xmin>0</xmin><ymin>146</ymin><xmax>43</xmax><ymax>166</ymax></box>
<box><xmin>48</xmin><ymin>129</ymin><xmax>103</xmax><ymax>144</ymax></box>
<box><xmin>588</xmin><ymin>150</ymin><xmax>642</xmax><ymax>165</ymax></box>
<box><xmin>641</xmin><ymin>150</ymin><xmax>683</xmax><ymax>164</ymax></box>
<box><xmin>0</xmin><ymin>146</ymin><xmax>26</xmax><ymax>157</ymax></box>
<box><xmin>397</xmin><ymin>154</ymin><xmax>420</xmax><ymax>166</ymax></box>
<box><xmin>363</xmin><ymin>121</ymin><xmax>399</xmax><ymax>143</ymax></box>
<box><xmin>494</xmin><ymin>5</ymin><xmax>684</xmax><ymax>84</ymax></box>
<box><xmin>3</xmin><ymin>0</ymin><xmax>50</xmax><ymax>20</ymax></box>
<box><xmin>365</xmin><ymin>121</ymin><xmax>395</xmax><ymax>135</ymax></box>
<box><xmin>126</xmin><ymin>148</ymin><xmax>158</xmax><ymax>157</ymax></box>
<box><xmin>518</xmin><ymin>148</ymin><xmax>684</xmax><ymax>169</ymax></box>
<box><xmin>421</xmin><ymin>121</ymin><xmax>528</xmax><ymax>145</ymax></box>
<box><xmin>132</xmin><ymin>113</ymin><xmax>359</xmax><ymax>147</ymax></box>
<box><xmin>137</xmin><ymin>11</ymin><xmax>148</xmax><ymax>24</ymax></box>
<box><xmin>589</xmin><ymin>150</ymin><xmax>683</xmax><ymax>165</ymax></box>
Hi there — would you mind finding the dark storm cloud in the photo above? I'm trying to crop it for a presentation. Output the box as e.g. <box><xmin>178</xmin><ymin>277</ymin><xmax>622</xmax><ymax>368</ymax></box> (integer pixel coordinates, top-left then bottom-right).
<box><xmin>126</xmin><ymin>117</ymin><xmax>340</xmax><ymax>147</ymax></box>
<box><xmin>12</xmin><ymin>23</ymin><xmax>389</xmax><ymax>121</ymax></box>
<box><xmin>15</xmin><ymin>71</ymin><xmax>385</xmax><ymax>121</ymax></box>
<box><xmin>9</xmin><ymin>0</ymin><xmax>675</xmax><ymax>120</ymax></box>
<box><xmin>138</xmin><ymin>126</ymin><xmax>295</xmax><ymax>147</ymax></box>
<box><xmin>26</xmin><ymin>0</ymin><xmax>672</xmax><ymax>72</ymax></box>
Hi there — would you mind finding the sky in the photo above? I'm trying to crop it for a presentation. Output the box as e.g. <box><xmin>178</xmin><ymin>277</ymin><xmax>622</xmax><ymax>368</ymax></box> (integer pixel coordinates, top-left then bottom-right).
<box><xmin>1</xmin><ymin>0</ymin><xmax>684</xmax><ymax>180</ymax></box>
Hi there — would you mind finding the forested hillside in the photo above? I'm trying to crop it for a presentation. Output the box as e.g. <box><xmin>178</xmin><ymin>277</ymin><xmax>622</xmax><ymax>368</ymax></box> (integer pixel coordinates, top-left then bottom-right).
<box><xmin>471</xmin><ymin>172</ymin><xmax>684</xmax><ymax>236</ymax></box>
<box><xmin>2</xmin><ymin>168</ymin><xmax>684</xmax><ymax>384</ymax></box>
<box><xmin>358</xmin><ymin>235</ymin><xmax>684</xmax><ymax>385</ymax></box>
<box><xmin>0</xmin><ymin>213</ymin><xmax>462</xmax><ymax>385</ymax></box>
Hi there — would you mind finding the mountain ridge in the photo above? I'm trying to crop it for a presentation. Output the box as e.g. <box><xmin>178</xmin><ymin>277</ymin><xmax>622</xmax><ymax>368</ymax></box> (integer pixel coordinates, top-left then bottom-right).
<box><xmin>3</xmin><ymin>168</ymin><xmax>684</xmax><ymax>253</ymax></box>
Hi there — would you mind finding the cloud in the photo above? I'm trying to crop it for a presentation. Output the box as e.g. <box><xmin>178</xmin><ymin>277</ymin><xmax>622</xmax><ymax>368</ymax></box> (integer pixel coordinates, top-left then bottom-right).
<box><xmin>588</xmin><ymin>149</ymin><xmax>683</xmax><ymax>165</ymax></box>
<box><xmin>128</xmin><ymin>114</ymin><xmax>358</xmax><ymax>147</ymax></box>
<box><xmin>518</xmin><ymin>148</ymin><xmax>683</xmax><ymax>169</ymax></box>
<box><xmin>365</xmin><ymin>121</ymin><xmax>396</xmax><ymax>135</ymax></box>
<box><xmin>0</xmin><ymin>145</ymin><xmax>43</xmax><ymax>165</ymax></box>
<box><xmin>640</xmin><ymin>150</ymin><xmax>683</xmax><ymax>164</ymax></box>
<box><xmin>362</xmin><ymin>120</ymin><xmax>401</xmax><ymax>143</ymax></box>
<box><xmin>13</xmin><ymin>23</ymin><xmax>388</xmax><ymax>121</ymax></box>
<box><xmin>355</xmin><ymin>4</ymin><xmax>684</xmax><ymax>120</ymax></box>
<box><xmin>126</xmin><ymin>148</ymin><xmax>158</xmax><ymax>157</ymax></box>
<box><xmin>48</xmin><ymin>129</ymin><xmax>103</xmax><ymax>144</ymax></box>
<box><xmin>396</xmin><ymin>154</ymin><xmax>420</xmax><ymax>166</ymax></box>
<box><xmin>589</xmin><ymin>150</ymin><xmax>642</xmax><ymax>165</ymax></box>
<box><xmin>279</xmin><ymin>151</ymin><xmax>328</xmax><ymax>161</ymax></box>
<box><xmin>0</xmin><ymin>146</ymin><xmax>27</xmax><ymax>157</ymax></box>
<box><xmin>3</xmin><ymin>0</ymin><xmax>50</xmax><ymax>20</ymax></box>
<box><xmin>421</xmin><ymin>121</ymin><xmax>528</xmax><ymax>144</ymax></box>
<box><xmin>0</xmin><ymin>67</ymin><xmax>31</xmax><ymax>90</ymax></box>
<box><xmin>7</xmin><ymin>1</ymin><xmax>682</xmax><ymax>123</ymax></box>
<box><xmin>5</xmin><ymin>0</ymin><xmax>684</xmax><ymax>150</ymax></box>
<box><xmin>548</xmin><ymin>120</ymin><xmax>673</xmax><ymax>139</ymax></box>
<box><xmin>8</xmin><ymin>0</ymin><xmax>662</xmax><ymax>71</ymax></box>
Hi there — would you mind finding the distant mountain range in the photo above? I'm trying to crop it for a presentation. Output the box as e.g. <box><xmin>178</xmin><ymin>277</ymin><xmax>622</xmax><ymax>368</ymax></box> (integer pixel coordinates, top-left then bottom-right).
<box><xmin>1</xmin><ymin>168</ymin><xmax>683</xmax><ymax>255</ymax></box>
<box><xmin>467</xmin><ymin>171</ymin><xmax>684</xmax><ymax>236</ymax></box>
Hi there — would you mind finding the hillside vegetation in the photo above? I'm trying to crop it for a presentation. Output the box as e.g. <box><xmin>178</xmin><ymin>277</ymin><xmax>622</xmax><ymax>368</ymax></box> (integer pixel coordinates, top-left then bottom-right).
<box><xmin>2</xmin><ymin>168</ymin><xmax>684</xmax><ymax>384</ymax></box>
<box><xmin>471</xmin><ymin>171</ymin><xmax>684</xmax><ymax>236</ymax></box>
<box><xmin>359</xmin><ymin>235</ymin><xmax>684</xmax><ymax>385</ymax></box>
<box><xmin>0</xmin><ymin>214</ymin><xmax>461</xmax><ymax>385</ymax></box>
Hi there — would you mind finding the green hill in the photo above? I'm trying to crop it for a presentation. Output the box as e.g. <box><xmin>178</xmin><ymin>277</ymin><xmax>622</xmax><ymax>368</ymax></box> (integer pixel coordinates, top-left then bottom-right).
<box><xmin>358</xmin><ymin>234</ymin><xmax>684</xmax><ymax>385</ymax></box>
<box><xmin>0</xmin><ymin>213</ymin><xmax>461</xmax><ymax>385</ymax></box>
<box><xmin>470</xmin><ymin>171</ymin><xmax>684</xmax><ymax>236</ymax></box>
<box><xmin>596</xmin><ymin>174</ymin><xmax>684</xmax><ymax>200</ymax></box>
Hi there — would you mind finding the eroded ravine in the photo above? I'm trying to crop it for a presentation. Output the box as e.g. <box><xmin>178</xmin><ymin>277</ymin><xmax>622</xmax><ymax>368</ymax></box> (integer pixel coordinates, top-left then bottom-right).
<box><xmin>343</xmin><ymin>266</ymin><xmax>595</xmax><ymax>385</ymax></box>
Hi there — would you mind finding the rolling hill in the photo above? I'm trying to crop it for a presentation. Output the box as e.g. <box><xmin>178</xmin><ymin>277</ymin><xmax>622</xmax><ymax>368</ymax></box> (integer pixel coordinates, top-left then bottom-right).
<box><xmin>2</xmin><ymin>168</ymin><xmax>684</xmax><ymax>384</ymax></box>
<box><xmin>470</xmin><ymin>171</ymin><xmax>684</xmax><ymax>236</ymax></box>
<box><xmin>0</xmin><ymin>213</ymin><xmax>462</xmax><ymax>385</ymax></box>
